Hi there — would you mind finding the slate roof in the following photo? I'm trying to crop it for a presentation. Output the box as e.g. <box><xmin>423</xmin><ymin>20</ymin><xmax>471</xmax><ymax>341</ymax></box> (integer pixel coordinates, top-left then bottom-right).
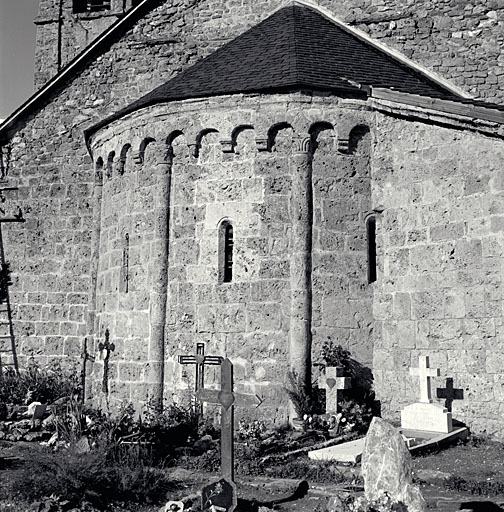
<box><xmin>123</xmin><ymin>3</ymin><xmax>459</xmax><ymax>115</ymax></box>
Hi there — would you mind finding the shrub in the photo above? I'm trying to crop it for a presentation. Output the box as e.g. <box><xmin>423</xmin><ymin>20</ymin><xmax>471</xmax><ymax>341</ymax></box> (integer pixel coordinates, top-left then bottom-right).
<box><xmin>0</xmin><ymin>361</ymin><xmax>81</xmax><ymax>405</ymax></box>
<box><xmin>5</xmin><ymin>444</ymin><xmax>177</xmax><ymax>508</ymax></box>
<box><xmin>284</xmin><ymin>370</ymin><xmax>323</xmax><ymax>419</ymax></box>
<box><xmin>321</xmin><ymin>341</ymin><xmax>351</xmax><ymax>369</ymax></box>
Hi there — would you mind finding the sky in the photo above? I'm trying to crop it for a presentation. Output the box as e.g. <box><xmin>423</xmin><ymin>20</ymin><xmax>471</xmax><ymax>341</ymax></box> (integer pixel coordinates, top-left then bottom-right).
<box><xmin>0</xmin><ymin>0</ymin><xmax>39</xmax><ymax>120</ymax></box>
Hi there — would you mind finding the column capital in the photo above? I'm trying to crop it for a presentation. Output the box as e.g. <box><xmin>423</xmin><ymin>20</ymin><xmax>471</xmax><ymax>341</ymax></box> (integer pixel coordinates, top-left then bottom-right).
<box><xmin>95</xmin><ymin>169</ymin><xmax>104</xmax><ymax>186</ymax></box>
<box><xmin>292</xmin><ymin>135</ymin><xmax>311</xmax><ymax>154</ymax></box>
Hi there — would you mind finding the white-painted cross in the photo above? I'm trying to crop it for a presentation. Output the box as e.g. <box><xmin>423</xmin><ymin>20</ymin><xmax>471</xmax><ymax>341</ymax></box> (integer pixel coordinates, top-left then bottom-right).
<box><xmin>318</xmin><ymin>366</ymin><xmax>351</xmax><ymax>414</ymax></box>
<box><xmin>409</xmin><ymin>355</ymin><xmax>440</xmax><ymax>403</ymax></box>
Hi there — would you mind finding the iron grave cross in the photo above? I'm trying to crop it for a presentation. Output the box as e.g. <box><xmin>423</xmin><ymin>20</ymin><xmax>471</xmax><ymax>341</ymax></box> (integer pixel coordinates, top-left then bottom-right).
<box><xmin>410</xmin><ymin>355</ymin><xmax>440</xmax><ymax>403</ymax></box>
<box><xmin>198</xmin><ymin>358</ymin><xmax>262</xmax><ymax>512</ymax></box>
<box><xmin>178</xmin><ymin>342</ymin><xmax>223</xmax><ymax>413</ymax></box>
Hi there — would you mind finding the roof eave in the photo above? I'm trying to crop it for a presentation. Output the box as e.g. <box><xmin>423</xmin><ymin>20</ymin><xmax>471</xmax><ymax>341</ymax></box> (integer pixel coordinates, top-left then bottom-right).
<box><xmin>371</xmin><ymin>87</ymin><xmax>504</xmax><ymax>124</ymax></box>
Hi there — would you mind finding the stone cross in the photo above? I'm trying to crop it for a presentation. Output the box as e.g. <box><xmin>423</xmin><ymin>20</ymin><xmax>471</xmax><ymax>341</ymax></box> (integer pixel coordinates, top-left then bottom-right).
<box><xmin>178</xmin><ymin>343</ymin><xmax>223</xmax><ymax>413</ymax></box>
<box><xmin>436</xmin><ymin>377</ymin><xmax>463</xmax><ymax>412</ymax></box>
<box><xmin>198</xmin><ymin>358</ymin><xmax>261</xmax><ymax>512</ymax></box>
<box><xmin>409</xmin><ymin>355</ymin><xmax>439</xmax><ymax>403</ymax></box>
<box><xmin>318</xmin><ymin>366</ymin><xmax>351</xmax><ymax>414</ymax></box>
<box><xmin>98</xmin><ymin>329</ymin><xmax>115</xmax><ymax>394</ymax></box>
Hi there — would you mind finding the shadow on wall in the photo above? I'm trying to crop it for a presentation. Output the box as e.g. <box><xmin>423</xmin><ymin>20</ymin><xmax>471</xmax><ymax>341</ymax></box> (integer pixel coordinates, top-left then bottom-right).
<box><xmin>346</xmin><ymin>357</ymin><xmax>381</xmax><ymax>418</ymax></box>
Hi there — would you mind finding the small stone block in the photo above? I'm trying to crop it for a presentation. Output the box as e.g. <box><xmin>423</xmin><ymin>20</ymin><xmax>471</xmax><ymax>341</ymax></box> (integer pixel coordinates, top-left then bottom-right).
<box><xmin>32</xmin><ymin>404</ymin><xmax>47</xmax><ymax>420</ymax></box>
<box><xmin>401</xmin><ymin>402</ymin><xmax>453</xmax><ymax>433</ymax></box>
<box><xmin>308</xmin><ymin>437</ymin><xmax>365</xmax><ymax>463</ymax></box>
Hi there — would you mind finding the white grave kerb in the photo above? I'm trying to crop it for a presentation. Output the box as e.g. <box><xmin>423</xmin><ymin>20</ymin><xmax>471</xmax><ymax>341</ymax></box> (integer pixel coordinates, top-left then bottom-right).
<box><xmin>409</xmin><ymin>355</ymin><xmax>439</xmax><ymax>403</ymax></box>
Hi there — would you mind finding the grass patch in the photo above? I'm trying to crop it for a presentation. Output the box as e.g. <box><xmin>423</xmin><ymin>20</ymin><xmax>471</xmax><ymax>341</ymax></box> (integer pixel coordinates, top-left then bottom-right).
<box><xmin>445</xmin><ymin>475</ymin><xmax>504</xmax><ymax>497</ymax></box>
<box><xmin>1</xmin><ymin>444</ymin><xmax>178</xmax><ymax>510</ymax></box>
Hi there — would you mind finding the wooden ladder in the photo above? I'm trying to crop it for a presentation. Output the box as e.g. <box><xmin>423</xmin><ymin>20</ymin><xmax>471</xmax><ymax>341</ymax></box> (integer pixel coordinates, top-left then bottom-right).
<box><xmin>0</xmin><ymin>224</ymin><xmax>18</xmax><ymax>376</ymax></box>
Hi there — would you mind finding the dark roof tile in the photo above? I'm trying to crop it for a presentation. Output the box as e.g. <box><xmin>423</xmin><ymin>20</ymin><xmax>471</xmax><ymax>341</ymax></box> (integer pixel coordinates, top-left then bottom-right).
<box><xmin>123</xmin><ymin>4</ymin><xmax>456</xmax><ymax>114</ymax></box>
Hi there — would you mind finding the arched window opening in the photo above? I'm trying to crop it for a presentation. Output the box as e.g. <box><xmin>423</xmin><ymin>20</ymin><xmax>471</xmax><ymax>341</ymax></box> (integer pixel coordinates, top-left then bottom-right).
<box><xmin>219</xmin><ymin>221</ymin><xmax>234</xmax><ymax>284</ymax></box>
<box><xmin>106</xmin><ymin>151</ymin><xmax>115</xmax><ymax>179</ymax></box>
<box><xmin>73</xmin><ymin>0</ymin><xmax>111</xmax><ymax>13</ymax></box>
<box><xmin>366</xmin><ymin>216</ymin><xmax>377</xmax><ymax>283</ymax></box>
<box><xmin>95</xmin><ymin>157</ymin><xmax>104</xmax><ymax>184</ymax></box>
<box><xmin>348</xmin><ymin>125</ymin><xmax>371</xmax><ymax>155</ymax></box>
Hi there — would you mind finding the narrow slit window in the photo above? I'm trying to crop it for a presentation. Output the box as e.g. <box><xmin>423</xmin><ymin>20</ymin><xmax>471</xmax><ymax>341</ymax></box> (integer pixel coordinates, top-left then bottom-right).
<box><xmin>367</xmin><ymin>216</ymin><xmax>377</xmax><ymax>283</ymax></box>
<box><xmin>219</xmin><ymin>221</ymin><xmax>234</xmax><ymax>283</ymax></box>
<box><xmin>120</xmin><ymin>233</ymin><xmax>129</xmax><ymax>292</ymax></box>
<box><xmin>224</xmin><ymin>224</ymin><xmax>234</xmax><ymax>283</ymax></box>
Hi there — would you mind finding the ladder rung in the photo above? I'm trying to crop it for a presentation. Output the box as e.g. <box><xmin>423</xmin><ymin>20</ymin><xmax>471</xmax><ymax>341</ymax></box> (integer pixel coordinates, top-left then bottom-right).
<box><xmin>0</xmin><ymin>335</ymin><xmax>12</xmax><ymax>339</ymax></box>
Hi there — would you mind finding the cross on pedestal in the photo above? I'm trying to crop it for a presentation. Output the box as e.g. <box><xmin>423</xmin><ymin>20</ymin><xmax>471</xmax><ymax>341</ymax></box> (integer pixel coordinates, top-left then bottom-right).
<box><xmin>198</xmin><ymin>358</ymin><xmax>262</xmax><ymax>512</ymax></box>
<box><xmin>437</xmin><ymin>377</ymin><xmax>463</xmax><ymax>412</ymax></box>
<box><xmin>409</xmin><ymin>355</ymin><xmax>440</xmax><ymax>403</ymax></box>
<box><xmin>178</xmin><ymin>343</ymin><xmax>223</xmax><ymax>413</ymax></box>
<box><xmin>318</xmin><ymin>366</ymin><xmax>351</xmax><ymax>414</ymax></box>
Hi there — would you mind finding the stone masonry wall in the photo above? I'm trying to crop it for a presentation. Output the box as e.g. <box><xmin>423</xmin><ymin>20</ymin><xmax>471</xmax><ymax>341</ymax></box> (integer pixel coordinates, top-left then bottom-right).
<box><xmin>372</xmin><ymin>113</ymin><xmax>504</xmax><ymax>437</ymax></box>
<box><xmin>312</xmin><ymin>122</ymin><xmax>374</xmax><ymax>369</ymax></box>
<box><xmin>34</xmin><ymin>0</ymin><xmax>137</xmax><ymax>89</ymax></box>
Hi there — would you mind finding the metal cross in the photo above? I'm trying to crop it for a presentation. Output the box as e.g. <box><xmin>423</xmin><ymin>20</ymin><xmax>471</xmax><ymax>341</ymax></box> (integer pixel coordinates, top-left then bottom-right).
<box><xmin>410</xmin><ymin>355</ymin><xmax>440</xmax><ymax>403</ymax></box>
<box><xmin>197</xmin><ymin>358</ymin><xmax>262</xmax><ymax>483</ymax></box>
<box><xmin>98</xmin><ymin>329</ymin><xmax>115</xmax><ymax>394</ymax></box>
<box><xmin>179</xmin><ymin>342</ymin><xmax>223</xmax><ymax>412</ymax></box>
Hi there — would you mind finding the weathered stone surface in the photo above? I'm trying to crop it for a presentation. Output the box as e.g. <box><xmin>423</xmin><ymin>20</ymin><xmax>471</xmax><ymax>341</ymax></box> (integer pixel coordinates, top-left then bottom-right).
<box><xmin>362</xmin><ymin>417</ymin><xmax>426</xmax><ymax>512</ymax></box>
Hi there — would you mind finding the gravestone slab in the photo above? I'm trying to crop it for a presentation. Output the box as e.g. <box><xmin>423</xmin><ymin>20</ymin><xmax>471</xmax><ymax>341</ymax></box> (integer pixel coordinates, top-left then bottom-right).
<box><xmin>308</xmin><ymin>437</ymin><xmax>365</xmax><ymax>463</ymax></box>
<box><xmin>401</xmin><ymin>402</ymin><xmax>452</xmax><ymax>433</ymax></box>
<box><xmin>362</xmin><ymin>417</ymin><xmax>426</xmax><ymax>512</ymax></box>
<box><xmin>202</xmin><ymin>477</ymin><xmax>237</xmax><ymax>512</ymax></box>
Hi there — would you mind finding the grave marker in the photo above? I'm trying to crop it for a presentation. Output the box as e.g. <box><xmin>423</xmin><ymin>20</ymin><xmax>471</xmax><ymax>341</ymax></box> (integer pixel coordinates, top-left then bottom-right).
<box><xmin>409</xmin><ymin>355</ymin><xmax>439</xmax><ymax>403</ymax></box>
<box><xmin>98</xmin><ymin>329</ymin><xmax>115</xmax><ymax>394</ymax></box>
<box><xmin>401</xmin><ymin>355</ymin><xmax>452</xmax><ymax>433</ymax></box>
<box><xmin>318</xmin><ymin>366</ymin><xmax>351</xmax><ymax>414</ymax></box>
<box><xmin>198</xmin><ymin>358</ymin><xmax>262</xmax><ymax>512</ymax></box>
<box><xmin>179</xmin><ymin>343</ymin><xmax>223</xmax><ymax>413</ymax></box>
